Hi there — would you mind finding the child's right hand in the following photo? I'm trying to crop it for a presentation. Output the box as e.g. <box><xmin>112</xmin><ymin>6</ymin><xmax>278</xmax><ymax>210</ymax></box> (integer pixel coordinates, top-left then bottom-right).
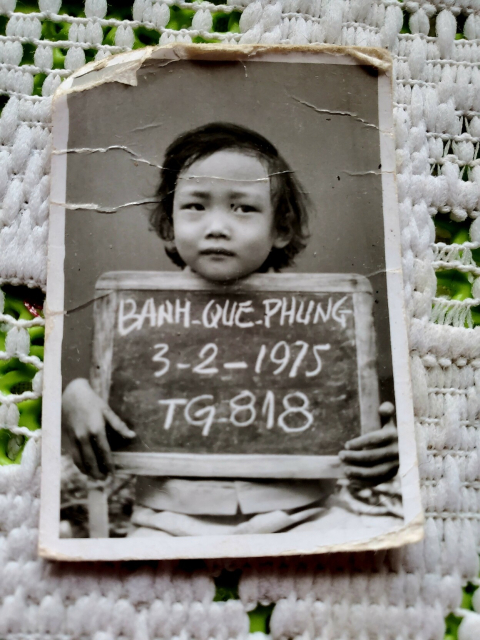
<box><xmin>62</xmin><ymin>378</ymin><xmax>135</xmax><ymax>479</ymax></box>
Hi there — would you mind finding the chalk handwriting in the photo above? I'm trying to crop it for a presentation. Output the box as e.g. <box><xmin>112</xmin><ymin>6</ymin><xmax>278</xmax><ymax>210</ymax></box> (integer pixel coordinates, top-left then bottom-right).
<box><xmin>158</xmin><ymin>391</ymin><xmax>315</xmax><ymax>435</ymax></box>
<box><xmin>152</xmin><ymin>343</ymin><xmax>170</xmax><ymax>377</ymax></box>
<box><xmin>151</xmin><ymin>341</ymin><xmax>331</xmax><ymax>379</ymax></box>
<box><xmin>117</xmin><ymin>295</ymin><xmax>352</xmax><ymax>336</ymax></box>
<box><xmin>185</xmin><ymin>395</ymin><xmax>216</xmax><ymax>436</ymax></box>
<box><xmin>119</xmin><ymin>297</ymin><xmax>191</xmax><ymax>336</ymax></box>
<box><xmin>192</xmin><ymin>343</ymin><xmax>219</xmax><ymax>375</ymax></box>
<box><xmin>116</xmin><ymin>291</ymin><xmax>356</xmax><ymax>441</ymax></box>
<box><xmin>230</xmin><ymin>391</ymin><xmax>256</xmax><ymax>427</ymax></box>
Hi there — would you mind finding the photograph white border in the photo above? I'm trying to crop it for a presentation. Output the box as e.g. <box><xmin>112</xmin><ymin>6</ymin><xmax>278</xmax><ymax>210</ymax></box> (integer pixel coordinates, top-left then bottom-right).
<box><xmin>39</xmin><ymin>44</ymin><xmax>423</xmax><ymax>561</ymax></box>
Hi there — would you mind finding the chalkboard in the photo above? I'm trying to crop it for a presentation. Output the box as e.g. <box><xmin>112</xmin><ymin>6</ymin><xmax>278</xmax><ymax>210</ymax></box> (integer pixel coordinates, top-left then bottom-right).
<box><xmin>91</xmin><ymin>271</ymin><xmax>380</xmax><ymax>479</ymax></box>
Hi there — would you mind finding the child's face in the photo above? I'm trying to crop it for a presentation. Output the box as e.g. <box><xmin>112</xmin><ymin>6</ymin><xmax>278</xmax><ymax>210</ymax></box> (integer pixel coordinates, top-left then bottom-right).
<box><xmin>172</xmin><ymin>150</ymin><xmax>288</xmax><ymax>282</ymax></box>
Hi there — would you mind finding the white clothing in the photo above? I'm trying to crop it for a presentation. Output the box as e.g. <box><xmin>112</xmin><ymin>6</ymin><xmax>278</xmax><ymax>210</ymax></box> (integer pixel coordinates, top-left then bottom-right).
<box><xmin>135</xmin><ymin>477</ymin><xmax>336</xmax><ymax>515</ymax></box>
<box><xmin>128</xmin><ymin>477</ymin><xmax>402</xmax><ymax>537</ymax></box>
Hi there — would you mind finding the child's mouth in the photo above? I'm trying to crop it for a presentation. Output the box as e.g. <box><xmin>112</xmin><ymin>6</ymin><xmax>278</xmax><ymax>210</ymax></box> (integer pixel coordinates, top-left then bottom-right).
<box><xmin>200</xmin><ymin>248</ymin><xmax>235</xmax><ymax>257</ymax></box>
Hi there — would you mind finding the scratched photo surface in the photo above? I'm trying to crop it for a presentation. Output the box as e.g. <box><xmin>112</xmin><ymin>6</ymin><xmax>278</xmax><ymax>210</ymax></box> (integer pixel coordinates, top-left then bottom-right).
<box><xmin>64</xmin><ymin>60</ymin><xmax>390</xmax><ymax>392</ymax></box>
<box><xmin>44</xmin><ymin>51</ymin><xmax>422</xmax><ymax>554</ymax></box>
<box><xmin>109</xmin><ymin>285</ymin><xmax>360</xmax><ymax>456</ymax></box>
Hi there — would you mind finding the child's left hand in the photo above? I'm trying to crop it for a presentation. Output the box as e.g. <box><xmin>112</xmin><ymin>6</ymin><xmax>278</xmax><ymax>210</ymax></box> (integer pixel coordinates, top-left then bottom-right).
<box><xmin>339</xmin><ymin>402</ymin><xmax>399</xmax><ymax>487</ymax></box>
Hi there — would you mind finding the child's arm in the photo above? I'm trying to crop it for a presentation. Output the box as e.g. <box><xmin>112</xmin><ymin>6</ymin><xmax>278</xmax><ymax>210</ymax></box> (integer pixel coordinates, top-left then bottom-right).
<box><xmin>62</xmin><ymin>378</ymin><xmax>135</xmax><ymax>479</ymax></box>
<box><xmin>339</xmin><ymin>402</ymin><xmax>399</xmax><ymax>487</ymax></box>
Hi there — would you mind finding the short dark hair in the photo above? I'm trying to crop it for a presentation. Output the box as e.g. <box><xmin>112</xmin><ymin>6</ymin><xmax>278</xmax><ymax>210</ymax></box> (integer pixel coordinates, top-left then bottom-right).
<box><xmin>150</xmin><ymin>122</ymin><xmax>310</xmax><ymax>271</ymax></box>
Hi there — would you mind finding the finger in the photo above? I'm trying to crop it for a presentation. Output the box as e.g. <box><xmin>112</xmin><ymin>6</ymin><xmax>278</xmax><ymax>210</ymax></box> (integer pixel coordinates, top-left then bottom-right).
<box><xmin>345</xmin><ymin>459</ymin><xmax>398</xmax><ymax>479</ymax></box>
<box><xmin>347</xmin><ymin>465</ymin><xmax>399</xmax><ymax>487</ymax></box>
<box><xmin>71</xmin><ymin>444</ymin><xmax>87</xmax><ymax>475</ymax></box>
<box><xmin>78</xmin><ymin>437</ymin><xmax>104</xmax><ymax>480</ymax></box>
<box><xmin>379</xmin><ymin>402</ymin><xmax>395</xmax><ymax>418</ymax></box>
<box><xmin>63</xmin><ymin>427</ymin><xmax>86</xmax><ymax>474</ymax></box>
<box><xmin>339</xmin><ymin>443</ymin><xmax>399</xmax><ymax>466</ymax></box>
<box><xmin>102</xmin><ymin>404</ymin><xmax>136</xmax><ymax>439</ymax></box>
<box><xmin>344</xmin><ymin>460</ymin><xmax>399</xmax><ymax>481</ymax></box>
<box><xmin>91</xmin><ymin>430</ymin><xmax>115</xmax><ymax>475</ymax></box>
<box><xmin>345</xmin><ymin>425</ymin><xmax>398</xmax><ymax>450</ymax></box>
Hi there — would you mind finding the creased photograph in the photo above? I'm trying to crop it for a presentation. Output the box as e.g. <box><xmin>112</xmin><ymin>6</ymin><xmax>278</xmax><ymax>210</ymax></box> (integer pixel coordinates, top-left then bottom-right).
<box><xmin>39</xmin><ymin>45</ymin><xmax>423</xmax><ymax>561</ymax></box>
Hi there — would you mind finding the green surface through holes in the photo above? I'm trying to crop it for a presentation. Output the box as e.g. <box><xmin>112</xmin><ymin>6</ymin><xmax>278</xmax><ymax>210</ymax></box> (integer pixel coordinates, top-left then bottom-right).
<box><xmin>212</xmin><ymin>569</ymin><xmax>480</xmax><ymax>637</ymax></box>
<box><xmin>434</xmin><ymin>213</ymin><xmax>480</xmax><ymax>327</ymax></box>
<box><xmin>0</xmin><ymin>286</ymin><xmax>44</xmax><ymax>465</ymax></box>
<box><xmin>0</xmin><ymin>271</ymin><xmax>479</xmax><ymax>637</ymax></box>
<box><xmin>3</xmin><ymin>0</ymin><xmax>242</xmax><ymax>98</ymax></box>
<box><xmin>0</xmin><ymin>3</ymin><xmax>479</xmax><ymax>635</ymax></box>
<box><xmin>0</xmin><ymin>4</ymin><xmax>477</xmax><ymax>330</ymax></box>
<box><xmin>445</xmin><ymin>579</ymin><xmax>480</xmax><ymax>639</ymax></box>
<box><xmin>214</xmin><ymin>570</ymin><xmax>275</xmax><ymax>634</ymax></box>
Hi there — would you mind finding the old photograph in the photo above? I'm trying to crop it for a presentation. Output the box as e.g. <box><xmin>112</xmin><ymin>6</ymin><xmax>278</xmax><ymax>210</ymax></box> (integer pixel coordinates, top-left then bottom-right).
<box><xmin>39</xmin><ymin>45</ymin><xmax>423</xmax><ymax>560</ymax></box>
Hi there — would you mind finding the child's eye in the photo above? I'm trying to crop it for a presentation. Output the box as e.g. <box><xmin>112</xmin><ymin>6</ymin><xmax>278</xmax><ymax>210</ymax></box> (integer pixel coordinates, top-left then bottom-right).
<box><xmin>182</xmin><ymin>203</ymin><xmax>205</xmax><ymax>211</ymax></box>
<box><xmin>233</xmin><ymin>204</ymin><xmax>259</xmax><ymax>214</ymax></box>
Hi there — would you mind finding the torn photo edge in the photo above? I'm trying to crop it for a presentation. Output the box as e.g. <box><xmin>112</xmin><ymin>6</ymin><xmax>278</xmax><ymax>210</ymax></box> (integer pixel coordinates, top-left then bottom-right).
<box><xmin>39</xmin><ymin>43</ymin><xmax>424</xmax><ymax>561</ymax></box>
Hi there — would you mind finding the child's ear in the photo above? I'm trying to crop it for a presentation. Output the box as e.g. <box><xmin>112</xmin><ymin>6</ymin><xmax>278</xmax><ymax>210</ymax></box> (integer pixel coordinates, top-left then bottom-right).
<box><xmin>273</xmin><ymin>232</ymin><xmax>291</xmax><ymax>249</ymax></box>
<box><xmin>163</xmin><ymin>237</ymin><xmax>177</xmax><ymax>253</ymax></box>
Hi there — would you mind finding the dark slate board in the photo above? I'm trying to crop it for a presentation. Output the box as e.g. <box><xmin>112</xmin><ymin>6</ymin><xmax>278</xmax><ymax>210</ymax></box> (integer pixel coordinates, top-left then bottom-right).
<box><xmin>91</xmin><ymin>272</ymin><xmax>379</xmax><ymax>465</ymax></box>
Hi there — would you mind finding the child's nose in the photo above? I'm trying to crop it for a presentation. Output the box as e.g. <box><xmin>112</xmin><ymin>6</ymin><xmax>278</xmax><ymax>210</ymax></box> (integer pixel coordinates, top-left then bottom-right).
<box><xmin>204</xmin><ymin>209</ymin><xmax>231</xmax><ymax>239</ymax></box>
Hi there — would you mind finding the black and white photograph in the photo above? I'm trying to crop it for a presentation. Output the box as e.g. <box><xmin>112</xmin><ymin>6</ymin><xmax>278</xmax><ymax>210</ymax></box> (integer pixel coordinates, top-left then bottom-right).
<box><xmin>39</xmin><ymin>45</ymin><xmax>423</xmax><ymax>561</ymax></box>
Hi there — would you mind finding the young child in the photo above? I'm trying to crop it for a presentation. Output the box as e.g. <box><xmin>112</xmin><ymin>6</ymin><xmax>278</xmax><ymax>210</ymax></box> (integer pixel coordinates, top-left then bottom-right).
<box><xmin>62</xmin><ymin>123</ymin><xmax>400</xmax><ymax>537</ymax></box>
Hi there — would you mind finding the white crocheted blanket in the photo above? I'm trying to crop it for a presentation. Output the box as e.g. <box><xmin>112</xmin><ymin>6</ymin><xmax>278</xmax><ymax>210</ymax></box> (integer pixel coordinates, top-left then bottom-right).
<box><xmin>1</xmin><ymin>1</ymin><xmax>480</xmax><ymax>638</ymax></box>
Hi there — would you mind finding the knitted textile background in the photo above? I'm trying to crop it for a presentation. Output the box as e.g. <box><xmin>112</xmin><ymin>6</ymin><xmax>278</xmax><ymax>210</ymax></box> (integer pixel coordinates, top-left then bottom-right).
<box><xmin>1</xmin><ymin>0</ymin><xmax>480</xmax><ymax>638</ymax></box>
